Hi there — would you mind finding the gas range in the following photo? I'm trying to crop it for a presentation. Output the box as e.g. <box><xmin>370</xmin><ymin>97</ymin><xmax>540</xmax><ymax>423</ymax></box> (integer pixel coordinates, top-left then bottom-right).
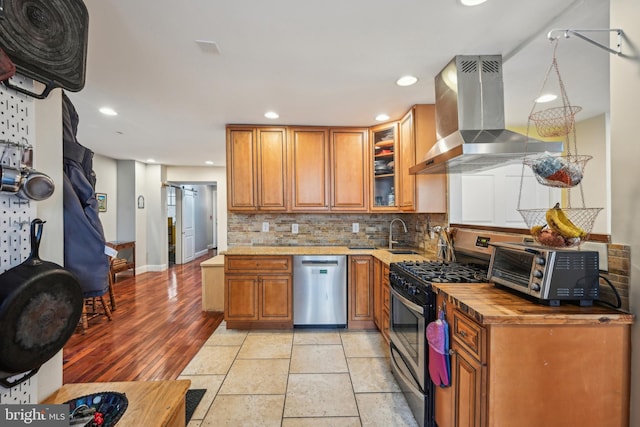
<box><xmin>389</xmin><ymin>260</ymin><xmax>488</xmax><ymax>305</ymax></box>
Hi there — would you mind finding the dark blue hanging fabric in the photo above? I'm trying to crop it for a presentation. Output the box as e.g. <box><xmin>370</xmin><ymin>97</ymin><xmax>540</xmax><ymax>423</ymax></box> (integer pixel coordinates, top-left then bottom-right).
<box><xmin>62</xmin><ymin>91</ymin><xmax>109</xmax><ymax>297</ymax></box>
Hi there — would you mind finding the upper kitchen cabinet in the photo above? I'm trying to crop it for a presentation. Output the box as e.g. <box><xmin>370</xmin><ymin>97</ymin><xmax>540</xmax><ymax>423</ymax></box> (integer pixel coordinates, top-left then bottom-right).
<box><xmin>407</xmin><ymin>105</ymin><xmax>447</xmax><ymax>213</ymax></box>
<box><xmin>330</xmin><ymin>128</ymin><xmax>369</xmax><ymax>211</ymax></box>
<box><xmin>227</xmin><ymin>126</ymin><xmax>288</xmax><ymax>211</ymax></box>
<box><xmin>288</xmin><ymin>127</ymin><xmax>330</xmax><ymax>211</ymax></box>
<box><xmin>371</xmin><ymin>122</ymin><xmax>398</xmax><ymax>211</ymax></box>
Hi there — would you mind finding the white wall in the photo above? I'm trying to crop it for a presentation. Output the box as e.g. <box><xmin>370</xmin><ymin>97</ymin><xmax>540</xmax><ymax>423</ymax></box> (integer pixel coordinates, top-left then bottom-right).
<box><xmin>610</xmin><ymin>1</ymin><xmax>640</xmax><ymax>424</ymax></box>
<box><xmin>144</xmin><ymin>164</ymin><xmax>166</xmax><ymax>270</ymax></box>
<box><xmin>92</xmin><ymin>153</ymin><xmax>118</xmax><ymax>240</ymax></box>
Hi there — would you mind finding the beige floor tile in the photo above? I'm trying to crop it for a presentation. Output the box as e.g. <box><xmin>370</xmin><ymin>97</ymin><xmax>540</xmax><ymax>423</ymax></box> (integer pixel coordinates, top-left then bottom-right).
<box><xmin>293</xmin><ymin>329</ymin><xmax>342</xmax><ymax>345</ymax></box>
<box><xmin>202</xmin><ymin>394</ymin><xmax>285</xmax><ymax>427</ymax></box>
<box><xmin>204</xmin><ymin>327</ymin><xmax>248</xmax><ymax>346</ymax></box>
<box><xmin>187</xmin><ymin>420</ymin><xmax>202</xmax><ymax>427</ymax></box>
<box><xmin>181</xmin><ymin>345</ymin><xmax>239</xmax><ymax>375</ymax></box>
<box><xmin>355</xmin><ymin>393</ymin><xmax>419</xmax><ymax>427</ymax></box>
<box><xmin>219</xmin><ymin>358</ymin><xmax>290</xmax><ymax>394</ymax></box>
<box><xmin>290</xmin><ymin>344</ymin><xmax>348</xmax><ymax>373</ymax></box>
<box><xmin>340</xmin><ymin>331</ymin><xmax>389</xmax><ymax>358</ymax></box>
<box><xmin>347</xmin><ymin>357</ymin><xmax>400</xmax><ymax>393</ymax></box>
<box><xmin>176</xmin><ymin>374</ymin><xmax>225</xmax><ymax>420</ymax></box>
<box><xmin>282</xmin><ymin>417</ymin><xmax>361</xmax><ymax>427</ymax></box>
<box><xmin>236</xmin><ymin>332</ymin><xmax>293</xmax><ymax>359</ymax></box>
<box><xmin>284</xmin><ymin>373</ymin><xmax>358</xmax><ymax>418</ymax></box>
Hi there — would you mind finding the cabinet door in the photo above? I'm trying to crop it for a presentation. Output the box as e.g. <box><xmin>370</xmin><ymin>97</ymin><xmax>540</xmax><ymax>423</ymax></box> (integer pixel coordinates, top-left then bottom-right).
<box><xmin>453</xmin><ymin>343</ymin><xmax>483</xmax><ymax>427</ymax></box>
<box><xmin>289</xmin><ymin>127</ymin><xmax>330</xmax><ymax>211</ymax></box>
<box><xmin>225</xmin><ymin>275</ymin><xmax>259</xmax><ymax>321</ymax></box>
<box><xmin>256</xmin><ymin>127</ymin><xmax>287</xmax><ymax>210</ymax></box>
<box><xmin>348</xmin><ymin>255</ymin><xmax>374</xmax><ymax>328</ymax></box>
<box><xmin>370</xmin><ymin>122</ymin><xmax>397</xmax><ymax>211</ymax></box>
<box><xmin>373</xmin><ymin>258</ymin><xmax>382</xmax><ymax>330</ymax></box>
<box><xmin>260</xmin><ymin>275</ymin><xmax>292</xmax><ymax>320</ymax></box>
<box><xmin>412</xmin><ymin>105</ymin><xmax>447</xmax><ymax>213</ymax></box>
<box><xmin>226</xmin><ymin>127</ymin><xmax>257</xmax><ymax>211</ymax></box>
<box><xmin>330</xmin><ymin>128</ymin><xmax>369</xmax><ymax>211</ymax></box>
<box><xmin>398</xmin><ymin>111</ymin><xmax>416</xmax><ymax>211</ymax></box>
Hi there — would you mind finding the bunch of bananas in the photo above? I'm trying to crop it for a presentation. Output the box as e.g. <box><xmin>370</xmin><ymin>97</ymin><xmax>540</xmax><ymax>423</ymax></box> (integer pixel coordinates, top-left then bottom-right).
<box><xmin>530</xmin><ymin>203</ymin><xmax>586</xmax><ymax>247</ymax></box>
<box><xmin>545</xmin><ymin>203</ymin><xmax>587</xmax><ymax>238</ymax></box>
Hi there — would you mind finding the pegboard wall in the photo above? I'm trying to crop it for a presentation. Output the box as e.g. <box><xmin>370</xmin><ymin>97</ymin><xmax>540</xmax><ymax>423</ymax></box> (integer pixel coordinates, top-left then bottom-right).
<box><xmin>0</xmin><ymin>77</ymin><xmax>39</xmax><ymax>403</ymax></box>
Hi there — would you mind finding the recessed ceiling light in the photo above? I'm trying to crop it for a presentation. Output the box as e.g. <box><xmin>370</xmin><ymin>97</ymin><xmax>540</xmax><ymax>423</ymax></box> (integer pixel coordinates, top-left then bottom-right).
<box><xmin>375</xmin><ymin>114</ymin><xmax>390</xmax><ymax>122</ymax></box>
<box><xmin>396</xmin><ymin>75</ymin><xmax>418</xmax><ymax>86</ymax></box>
<box><xmin>460</xmin><ymin>0</ymin><xmax>488</xmax><ymax>6</ymax></box>
<box><xmin>146</xmin><ymin>158</ymin><xmax>156</xmax><ymax>163</ymax></box>
<box><xmin>99</xmin><ymin>107</ymin><xmax>118</xmax><ymax>116</ymax></box>
<box><xmin>535</xmin><ymin>93</ymin><xmax>558</xmax><ymax>103</ymax></box>
<box><xmin>205</xmin><ymin>161</ymin><xmax>214</xmax><ymax>165</ymax></box>
<box><xmin>264</xmin><ymin>111</ymin><xmax>279</xmax><ymax>119</ymax></box>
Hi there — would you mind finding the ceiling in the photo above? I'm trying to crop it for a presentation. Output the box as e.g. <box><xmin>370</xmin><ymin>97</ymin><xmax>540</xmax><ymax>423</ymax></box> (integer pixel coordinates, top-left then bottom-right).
<box><xmin>66</xmin><ymin>0</ymin><xmax>611</xmax><ymax>167</ymax></box>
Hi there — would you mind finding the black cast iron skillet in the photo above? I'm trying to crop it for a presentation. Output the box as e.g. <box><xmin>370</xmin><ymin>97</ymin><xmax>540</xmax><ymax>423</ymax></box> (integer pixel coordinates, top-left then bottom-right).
<box><xmin>0</xmin><ymin>218</ymin><xmax>83</xmax><ymax>387</ymax></box>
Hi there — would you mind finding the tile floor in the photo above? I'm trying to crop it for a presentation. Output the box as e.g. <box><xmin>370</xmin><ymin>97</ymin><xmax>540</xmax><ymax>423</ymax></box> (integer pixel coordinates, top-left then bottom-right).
<box><xmin>178</xmin><ymin>321</ymin><xmax>419</xmax><ymax>427</ymax></box>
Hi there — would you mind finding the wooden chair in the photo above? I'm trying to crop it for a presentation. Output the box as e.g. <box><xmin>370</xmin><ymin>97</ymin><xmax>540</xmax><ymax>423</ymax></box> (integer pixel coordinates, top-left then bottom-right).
<box><xmin>79</xmin><ymin>259</ymin><xmax>119</xmax><ymax>334</ymax></box>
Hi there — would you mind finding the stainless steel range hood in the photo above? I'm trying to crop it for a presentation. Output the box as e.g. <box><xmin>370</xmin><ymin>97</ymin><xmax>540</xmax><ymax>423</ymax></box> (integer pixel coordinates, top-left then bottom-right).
<box><xmin>409</xmin><ymin>55</ymin><xmax>563</xmax><ymax>175</ymax></box>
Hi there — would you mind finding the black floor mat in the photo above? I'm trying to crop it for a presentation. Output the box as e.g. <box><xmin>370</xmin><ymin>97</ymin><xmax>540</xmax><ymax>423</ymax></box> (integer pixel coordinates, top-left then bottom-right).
<box><xmin>185</xmin><ymin>388</ymin><xmax>206</xmax><ymax>423</ymax></box>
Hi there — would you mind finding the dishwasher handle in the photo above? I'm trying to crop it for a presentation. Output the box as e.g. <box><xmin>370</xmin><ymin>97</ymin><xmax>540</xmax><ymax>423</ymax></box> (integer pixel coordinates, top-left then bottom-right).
<box><xmin>300</xmin><ymin>260</ymin><xmax>339</xmax><ymax>266</ymax></box>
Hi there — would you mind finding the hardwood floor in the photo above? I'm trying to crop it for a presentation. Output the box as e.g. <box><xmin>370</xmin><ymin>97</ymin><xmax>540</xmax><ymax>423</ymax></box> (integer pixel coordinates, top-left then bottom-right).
<box><xmin>63</xmin><ymin>251</ymin><xmax>223</xmax><ymax>383</ymax></box>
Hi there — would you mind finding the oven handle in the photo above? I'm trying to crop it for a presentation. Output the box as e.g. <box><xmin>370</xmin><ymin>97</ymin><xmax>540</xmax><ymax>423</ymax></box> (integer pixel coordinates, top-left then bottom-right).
<box><xmin>390</xmin><ymin>342</ymin><xmax>426</xmax><ymax>395</ymax></box>
<box><xmin>390</xmin><ymin>287</ymin><xmax>424</xmax><ymax>314</ymax></box>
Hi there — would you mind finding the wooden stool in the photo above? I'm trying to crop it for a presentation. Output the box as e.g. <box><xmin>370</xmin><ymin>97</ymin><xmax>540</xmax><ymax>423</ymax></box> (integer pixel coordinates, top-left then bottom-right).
<box><xmin>80</xmin><ymin>294</ymin><xmax>113</xmax><ymax>334</ymax></box>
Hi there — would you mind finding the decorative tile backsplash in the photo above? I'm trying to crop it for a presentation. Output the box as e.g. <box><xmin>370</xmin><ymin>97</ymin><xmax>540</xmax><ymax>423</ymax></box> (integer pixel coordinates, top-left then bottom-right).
<box><xmin>228</xmin><ymin>212</ymin><xmax>631</xmax><ymax>310</ymax></box>
<box><xmin>228</xmin><ymin>212</ymin><xmax>448</xmax><ymax>256</ymax></box>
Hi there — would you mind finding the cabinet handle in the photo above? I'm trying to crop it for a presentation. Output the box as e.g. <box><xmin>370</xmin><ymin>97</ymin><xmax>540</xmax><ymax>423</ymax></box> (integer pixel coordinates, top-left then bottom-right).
<box><xmin>459</xmin><ymin>330</ymin><xmax>467</xmax><ymax>337</ymax></box>
<box><xmin>448</xmin><ymin>349</ymin><xmax>456</xmax><ymax>356</ymax></box>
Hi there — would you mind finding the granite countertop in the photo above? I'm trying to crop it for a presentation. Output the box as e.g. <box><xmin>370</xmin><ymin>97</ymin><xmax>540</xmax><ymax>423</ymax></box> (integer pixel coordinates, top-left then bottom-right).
<box><xmin>221</xmin><ymin>246</ymin><xmax>430</xmax><ymax>264</ymax></box>
<box><xmin>432</xmin><ymin>283</ymin><xmax>634</xmax><ymax>325</ymax></box>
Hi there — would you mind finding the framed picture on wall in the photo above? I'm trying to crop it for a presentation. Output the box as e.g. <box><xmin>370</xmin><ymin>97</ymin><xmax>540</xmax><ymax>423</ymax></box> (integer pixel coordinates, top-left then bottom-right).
<box><xmin>96</xmin><ymin>193</ymin><xmax>107</xmax><ymax>212</ymax></box>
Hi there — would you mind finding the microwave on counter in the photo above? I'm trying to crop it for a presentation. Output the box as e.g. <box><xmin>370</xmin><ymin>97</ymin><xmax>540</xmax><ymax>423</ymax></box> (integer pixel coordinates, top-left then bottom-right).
<box><xmin>487</xmin><ymin>242</ymin><xmax>600</xmax><ymax>306</ymax></box>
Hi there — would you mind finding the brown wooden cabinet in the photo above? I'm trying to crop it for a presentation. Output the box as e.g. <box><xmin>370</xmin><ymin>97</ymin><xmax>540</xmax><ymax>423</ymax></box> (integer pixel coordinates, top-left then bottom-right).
<box><xmin>409</xmin><ymin>105</ymin><xmax>447</xmax><ymax>213</ymax></box>
<box><xmin>224</xmin><ymin>255</ymin><xmax>293</xmax><ymax>328</ymax></box>
<box><xmin>435</xmin><ymin>287</ymin><xmax>632</xmax><ymax>427</ymax></box>
<box><xmin>370</xmin><ymin>122</ymin><xmax>398</xmax><ymax>210</ymax></box>
<box><xmin>288</xmin><ymin>127</ymin><xmax>330</xmax><ymax>211</ymax></box>
<box><xmin>330</xmin><ymin>128</ymin><xmax>369</xmax><ymax>211</ymax></box>
<box><xmin>373</xmin><ymin>259</ymin><xmax>391</xmax><ymax>343</ymax></box>
<box><xmin>398</xmin><ymin>110</ymin><xmax>416</xmax><ymax>211</ymax></box>
<box><xmin>226</xmin><ymin>126</ymin><xmax>287</xmax><ymax>211</ymax></box>
<box><xmin>348</xmin><ymin>255</ymin><xmax>375</xmax><ymax>329</ymax></box>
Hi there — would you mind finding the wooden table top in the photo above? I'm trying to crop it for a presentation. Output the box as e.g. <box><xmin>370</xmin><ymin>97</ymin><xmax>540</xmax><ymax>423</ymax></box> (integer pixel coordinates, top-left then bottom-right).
<box><xmin>41</xmin><ymin>380</ymin><xmax>190</xmax><ymax>427</ymax></box>
<box><xmin>432</xmin><ymin>283</ymin><xmax>634</xmax><ymax>325</ymax></box>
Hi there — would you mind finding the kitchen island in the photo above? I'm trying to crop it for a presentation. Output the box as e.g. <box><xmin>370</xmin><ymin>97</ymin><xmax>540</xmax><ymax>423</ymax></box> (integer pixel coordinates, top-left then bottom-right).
<box><xmin>432</xmin><ymin>283</ymin><xmax>633</xmax><ymax>427</ymax></box>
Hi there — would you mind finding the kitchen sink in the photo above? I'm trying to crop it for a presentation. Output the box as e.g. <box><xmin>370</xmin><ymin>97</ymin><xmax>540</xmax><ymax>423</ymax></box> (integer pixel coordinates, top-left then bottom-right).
<box><xmin>387</xmin><ymin>249</ymin><xmax>418</xmax><ymax>254</ymax></box>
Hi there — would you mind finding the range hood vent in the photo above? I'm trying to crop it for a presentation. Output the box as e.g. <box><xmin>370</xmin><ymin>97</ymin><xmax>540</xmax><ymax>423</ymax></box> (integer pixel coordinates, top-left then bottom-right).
<box><xmin>410</xmin><ymin>55</ymin><xmax>563</xmax><ymax>175</ymax></box>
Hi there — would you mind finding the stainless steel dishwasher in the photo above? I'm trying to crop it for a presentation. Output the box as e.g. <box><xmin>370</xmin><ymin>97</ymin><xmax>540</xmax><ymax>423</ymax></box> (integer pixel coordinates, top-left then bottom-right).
<box><xmin>293</xmin><ymin>255</ymin><xmax>347</xmax><ymax>327</ymax></box>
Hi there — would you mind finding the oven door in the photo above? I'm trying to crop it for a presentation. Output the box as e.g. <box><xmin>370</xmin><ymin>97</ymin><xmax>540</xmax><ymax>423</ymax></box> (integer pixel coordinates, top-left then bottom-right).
<box><xmin>389</xmin><ymin>287</ymin><xmax>426</xmax><ymax>390</ymax></box>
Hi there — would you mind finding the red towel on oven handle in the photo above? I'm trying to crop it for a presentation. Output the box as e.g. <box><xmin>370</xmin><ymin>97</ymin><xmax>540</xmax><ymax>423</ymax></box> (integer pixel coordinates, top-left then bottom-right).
<box><xmin>427</xmin><ymin>314</ymin><xmax>451</xmax><ymax>387</ymax></box>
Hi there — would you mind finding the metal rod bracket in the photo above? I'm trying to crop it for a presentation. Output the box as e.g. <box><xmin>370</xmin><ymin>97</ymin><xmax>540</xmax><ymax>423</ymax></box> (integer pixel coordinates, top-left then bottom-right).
<box><xmin>547</xmin><ymin>28</ymin><xmax>624</xmax><ymax>56</ymax></box>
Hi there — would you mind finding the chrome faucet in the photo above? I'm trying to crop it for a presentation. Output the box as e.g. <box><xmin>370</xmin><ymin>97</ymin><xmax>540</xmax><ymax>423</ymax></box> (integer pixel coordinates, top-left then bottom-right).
<box><xmin>389</xmin><ymin>217</ymin><xmax>408</xmax><ymax>249</ymax></box>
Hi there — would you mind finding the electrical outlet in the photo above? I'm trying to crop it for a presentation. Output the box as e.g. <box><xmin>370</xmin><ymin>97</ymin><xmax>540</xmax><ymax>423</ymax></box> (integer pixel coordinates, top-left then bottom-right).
<box><xmin>292</xmin><ymin>224</ymin><xmax>298</xmax><ymax>234</ymax></box>
<box><xmin>352</xmin><ymin>223</ymin><xmax>359</xmax><ymax>233</ymax></box>
<box><xmin>262</xmin><ymin>222</ymin><xmax>269</xmax><ymax>232</ymax></box>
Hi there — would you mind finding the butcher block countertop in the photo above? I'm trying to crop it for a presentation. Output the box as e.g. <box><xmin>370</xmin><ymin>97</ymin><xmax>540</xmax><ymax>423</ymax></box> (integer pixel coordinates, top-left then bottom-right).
<box><xmin>432</xmin><ymin>283</ymin><xmax>634</xmax><ymax>325</ymax></box>
<box><xmin>222</xmin><ymin>246</ymin><xmax>428</xmax><ymax>265</ymax></box>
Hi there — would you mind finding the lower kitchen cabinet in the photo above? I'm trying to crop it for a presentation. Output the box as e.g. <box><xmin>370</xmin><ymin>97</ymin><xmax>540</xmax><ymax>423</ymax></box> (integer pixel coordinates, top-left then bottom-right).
<box><xmin>224</xmin><ymin>255</ymin><xmax>293</xmax><ymax>328</ymax></box>
<box><xmin>373</xmin><ymin>258</ymin><xmax>391</xmax><ymax>342</ymax></box>
<box><xmin>348</xmin><ymin>255</ymin><xmax>375</xmax><ymax>329</ymax></box>
<box><xmin>434</xmin><ymin>287</ymin><xmax>632</xmax><ymax>427</ymax></box>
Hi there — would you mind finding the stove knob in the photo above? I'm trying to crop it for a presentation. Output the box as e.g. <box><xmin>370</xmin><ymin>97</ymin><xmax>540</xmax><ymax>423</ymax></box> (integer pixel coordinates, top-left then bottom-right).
<box><xmin>533</xmin><ymin>270</ymin><xmax>543</xmax><ymax>279</ymax></box>
<box><xmin>531</xmin><ymin>283</ymin><xmax>541</xmax><ymax>292</ymax></box>
<box><xmin>535</xmin><ymin>257</ymin><xmax>546</xmax><ymax>266</ymax></box>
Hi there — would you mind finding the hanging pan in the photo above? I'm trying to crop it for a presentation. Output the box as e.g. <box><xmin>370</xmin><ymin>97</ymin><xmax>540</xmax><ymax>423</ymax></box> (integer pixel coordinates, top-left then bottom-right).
<box><xmin>0</xmin><ymin>0</ymin><xmax>89</xmax><ymax>99</ymax></box>
<box><xmin>0</xmin><ymin>218</ymin><xmax>83</xmax><ymax>388</ymax></box>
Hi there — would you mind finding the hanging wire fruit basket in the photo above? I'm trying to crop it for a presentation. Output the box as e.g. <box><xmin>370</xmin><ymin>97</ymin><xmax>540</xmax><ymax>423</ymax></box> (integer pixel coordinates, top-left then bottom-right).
<box><xmin>518</xmin><ymin>39</ymin><xmax>601</xmax><ymax>248</ymax></box>
<box><xmin>523</xmin><ymin>153</ymin><xmax>591</xmax><ymax>188</ymax></box>
<box><xmin>519</xmin><ymin>205</ymin><xmax>602</xmax><ymax>248</ymax></box>
<box><xmin>529</xmin><ymin>105</ymin><xmax>582</xmax><ymax>137</ymax></box>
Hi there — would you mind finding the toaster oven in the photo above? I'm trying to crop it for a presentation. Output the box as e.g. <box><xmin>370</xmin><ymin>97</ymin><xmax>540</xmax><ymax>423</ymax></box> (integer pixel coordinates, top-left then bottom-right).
<box><xmin>487</xmin><ymin>242</ymin><xmax>600</xmax><ymax>306</ymax></box>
